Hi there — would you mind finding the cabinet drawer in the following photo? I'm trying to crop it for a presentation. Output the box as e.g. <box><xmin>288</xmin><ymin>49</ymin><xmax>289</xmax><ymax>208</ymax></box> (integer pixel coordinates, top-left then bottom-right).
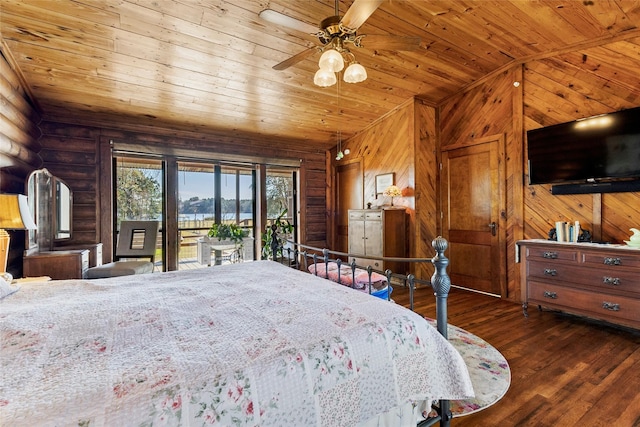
<box><xmin>582</xmin><ymin>251</ymin><xmax>640</xmax><ymax>269</ymax></box>
<box><xmin>528</xmin><ymin>260</ymin><xmax>640</xmax><ymax>296</ymax></box>
<box><xmin>528</xmin><ymin>281</ymin><xmax>640</xmax><ymax>324</ymax></box>
<box><xmin>525</xmin><ymin>246</ymin><xmax>577</xmax><ymax>263</ymax></box>
<box><xmin>365</xmin><ymin>211</ymin><xmax>382</xmax><ymax>221</ymax></box>
<box><xmin>349</xmin><ymin>210</ymin><xmax>365</xmax><ymax>220</ymax></box>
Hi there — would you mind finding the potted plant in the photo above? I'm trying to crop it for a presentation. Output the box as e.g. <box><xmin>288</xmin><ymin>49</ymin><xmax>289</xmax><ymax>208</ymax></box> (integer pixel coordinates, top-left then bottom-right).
<box><xmin>261</xmin><ymin>209</ymin><xmax>294</xmax><ymax>260</ymax></box>
<box><xmin>208</xmin><ymin>223</ymin><xmax>249</xmax><ymax>248</ymax></box>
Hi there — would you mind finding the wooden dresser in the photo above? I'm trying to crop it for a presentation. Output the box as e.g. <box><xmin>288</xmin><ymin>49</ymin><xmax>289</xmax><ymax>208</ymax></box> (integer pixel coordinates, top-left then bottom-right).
<box><xmin>348</xmin><ymin>208</ymin><xmax>407</xmax><ymax>274</ymax></box>
<box><xmin>23</xmin><ymin>249</ymin><xmax>90</xmax><ymax>280</ymax></box>
<box><xmin>518</xmin><ymin>239</ymin><xmax>640</xmax><ymax>329</ymax></box>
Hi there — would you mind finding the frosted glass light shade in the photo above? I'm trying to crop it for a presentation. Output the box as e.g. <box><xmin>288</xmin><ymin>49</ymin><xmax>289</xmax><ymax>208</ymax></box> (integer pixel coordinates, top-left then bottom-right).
<box><xmin>318</xmin><ymin>49</ymin><xmax>344</xmax><ymax>72</ymax></box>
<box><xmin>344</xmin><ymin>62</ymin><xmax>367</xmax><ymax>83</ymax></box>
<box><xmin>313</xmin><ymin>68</ymin><xmax>337</xmax><ymax>87</ymax></box>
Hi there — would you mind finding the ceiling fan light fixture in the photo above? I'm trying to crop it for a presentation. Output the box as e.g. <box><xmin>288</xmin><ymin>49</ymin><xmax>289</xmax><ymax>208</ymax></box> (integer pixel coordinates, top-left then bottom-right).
<box><xmin>314</xmin><ymin>68</ymin><xmax>337</xmax><ymax>87</ymax></box>
<box><xmin>318</xmin><ymin>48</ymin><xmax>344</xmax><ymax>72</ymax></box>
<box><xmin>344</xmin><ymin>62</ymin><xmax>367</xmax><ymax>83</ymax></box>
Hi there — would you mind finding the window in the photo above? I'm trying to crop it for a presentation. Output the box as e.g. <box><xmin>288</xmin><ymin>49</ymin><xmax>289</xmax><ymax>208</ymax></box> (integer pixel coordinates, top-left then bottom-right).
<box><xmin>112</xmin><ymin>152</ymin><xmax>298</xmax><ymax>271</ymax></box>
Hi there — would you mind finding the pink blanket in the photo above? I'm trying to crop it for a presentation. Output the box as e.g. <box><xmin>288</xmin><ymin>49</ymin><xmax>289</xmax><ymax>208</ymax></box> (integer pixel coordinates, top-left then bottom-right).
<box><xmin>308</xmin><ymin>262</ymin><xmax>387</xmax><ymax>291</ymax></box>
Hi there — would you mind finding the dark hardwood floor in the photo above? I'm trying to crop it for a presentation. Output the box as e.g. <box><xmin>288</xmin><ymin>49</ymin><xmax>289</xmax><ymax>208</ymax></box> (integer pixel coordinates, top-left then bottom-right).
<box><xmin>392</xmin><ymin>285</ymin><xmax>640</xmax><ymax>427</ymax></box>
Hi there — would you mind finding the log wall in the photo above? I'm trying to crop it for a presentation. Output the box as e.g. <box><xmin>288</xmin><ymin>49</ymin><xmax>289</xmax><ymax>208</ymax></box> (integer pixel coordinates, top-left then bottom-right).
<box><xmin>0</xmin><ymin>48</ymin><xmax>41</xmax><ymax>277</ymax></box>
<box><xmin>38</xmin><ymin>125</ymin><xmax>328</xmax><ymax>263</ymax></box>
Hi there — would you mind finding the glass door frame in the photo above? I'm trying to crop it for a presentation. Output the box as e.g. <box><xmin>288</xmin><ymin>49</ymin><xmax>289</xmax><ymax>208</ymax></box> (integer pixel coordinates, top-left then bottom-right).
<box><xmin>112</xmin><ymin>155</ymin><xmax>166</xmax><ymax>271</ymax></box>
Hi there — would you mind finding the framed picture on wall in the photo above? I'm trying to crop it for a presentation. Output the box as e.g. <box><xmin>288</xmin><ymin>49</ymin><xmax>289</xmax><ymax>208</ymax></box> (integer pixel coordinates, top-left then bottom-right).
<box><xmin>375</xmin><ymin>173</ymin><xmax>394</xmax><ymax>194</ymax></box>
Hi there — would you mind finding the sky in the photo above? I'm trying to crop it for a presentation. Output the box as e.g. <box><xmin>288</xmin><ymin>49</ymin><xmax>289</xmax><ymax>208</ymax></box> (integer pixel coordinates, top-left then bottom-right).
<box><xmin>178</xmin><ymin>170</ymin><xmax>252</xmax><ymax>201</ymax></box>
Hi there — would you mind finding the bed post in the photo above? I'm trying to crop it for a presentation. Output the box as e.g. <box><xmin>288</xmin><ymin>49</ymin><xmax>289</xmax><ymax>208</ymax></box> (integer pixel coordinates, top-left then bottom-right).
<box><xmin>431</xmin><ymin>236</ymin><xmax>452</xmax><ymax>426</ymax></box>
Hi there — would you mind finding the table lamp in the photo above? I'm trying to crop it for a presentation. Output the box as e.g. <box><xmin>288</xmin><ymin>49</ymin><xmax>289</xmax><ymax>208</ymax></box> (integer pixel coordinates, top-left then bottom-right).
<box><xmin>0</xmin><ymin>194</ymin><xmax>37</xmax><ymax>282</ymax></box>
<box><xmin>383</xmin><ymin>185</ymin><xmax>402</xmax><ymax>206</ymax></box>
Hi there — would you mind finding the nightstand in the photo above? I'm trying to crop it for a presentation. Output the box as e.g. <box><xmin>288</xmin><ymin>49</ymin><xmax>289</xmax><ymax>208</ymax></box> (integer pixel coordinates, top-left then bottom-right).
<box><xmin>23</xmin><ymin>250</ymin><xmax>89</xmax><ymax>280</ymax></box>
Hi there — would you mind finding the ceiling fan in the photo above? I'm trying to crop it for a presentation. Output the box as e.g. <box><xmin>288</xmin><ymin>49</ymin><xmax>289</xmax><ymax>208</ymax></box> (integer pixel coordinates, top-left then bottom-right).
<box><xmin>259</xmin><ymin>0</ymin><xmax>421</xmax><ymax>85</ymax></box>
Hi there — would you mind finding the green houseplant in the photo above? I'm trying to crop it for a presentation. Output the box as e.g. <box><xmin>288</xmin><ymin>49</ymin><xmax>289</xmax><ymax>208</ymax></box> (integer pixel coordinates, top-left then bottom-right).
<box><xmin>208</xmin><ymin>223</ymin><xmax>248</xmax><ymax>247</ymax></box>
<box><xmin>261</xmin><ymin>209</ymin><xmax>294</xmax><ymax>260</ymax></box>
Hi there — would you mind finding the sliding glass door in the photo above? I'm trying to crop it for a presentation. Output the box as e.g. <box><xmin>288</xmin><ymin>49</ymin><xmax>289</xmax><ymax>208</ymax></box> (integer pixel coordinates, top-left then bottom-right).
<box><xmin>177</xmin><ymin>162</ymin><xmax>254</xmax><ymax>270</ymax></box>
<box><xmin>113</xmin><ymin>153</ymin><xmax>297</xmax><ymax>272</ymax></box>
<box><xmin>114</xmin><ymin>157</ymin><xmax>164</xmax><ymax>271</ymax></box>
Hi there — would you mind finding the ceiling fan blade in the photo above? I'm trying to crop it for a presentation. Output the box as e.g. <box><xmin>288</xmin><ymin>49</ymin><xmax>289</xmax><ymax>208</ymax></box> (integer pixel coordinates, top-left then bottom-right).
<box><xmin>340</xmin><ymin>0</ymin><xmax>384</xmax><ymax>33</ymax></box>
<box><xmin>358</xmin><ymin>34</ymin><xmax>422</xmax><ymax>51</ymax></box>
<box><xmin>259</xmin><ymin>9</ymin><xmax>319</xmax><ymax>34</ymax></box>
<box><xmin>272</xmin><ymin>46</ymin><xmax>319</xmax><ymax>70</ymax></box>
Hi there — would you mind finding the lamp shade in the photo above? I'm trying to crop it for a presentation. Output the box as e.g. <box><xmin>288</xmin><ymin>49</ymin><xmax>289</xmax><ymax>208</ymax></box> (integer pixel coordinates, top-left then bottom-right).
<box><xmin>383</xmin><ymin>185</ymin><xmax>402</xmax><ymax>198</ymax></box>
<box><xmin>313</xmin><ymin>68</ymin><xmax>337</xmax><ymax>87</ymax></box>
<box><xmin>0</xmin><ymin>194</ymin><xmax>37</xmax><ymax>230</ymax></box>
<box><xmin>344</xmin><ymin>62</ymin><xmax>367</xmax><ymax>83</ymax></box>
<box><xmin>318</xmin><ymin>49</ymin><xmax>344</xmax><ymax>73</ymax></box>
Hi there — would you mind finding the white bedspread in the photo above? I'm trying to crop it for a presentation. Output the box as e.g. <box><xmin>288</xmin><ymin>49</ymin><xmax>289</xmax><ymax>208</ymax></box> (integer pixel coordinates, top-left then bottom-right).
<box><xmin>0</xmin><ymin>260</ymin><xmax>473</xmax><ymax>426</ymax></box>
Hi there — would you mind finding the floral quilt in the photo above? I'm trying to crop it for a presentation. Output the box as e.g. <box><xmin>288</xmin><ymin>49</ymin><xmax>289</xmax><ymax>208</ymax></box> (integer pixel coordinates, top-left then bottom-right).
<box><xmin>0</xmin><ymin>260</ymin><xmax>473</xmax><ymax>426</ymax></box>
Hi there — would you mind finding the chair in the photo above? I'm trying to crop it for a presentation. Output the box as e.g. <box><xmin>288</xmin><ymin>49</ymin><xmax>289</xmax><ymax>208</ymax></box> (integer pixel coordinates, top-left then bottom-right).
<box><xmin>85</xmin><ymin>221</ymin><xmax>159</xmax><ymax>279</ymax></box>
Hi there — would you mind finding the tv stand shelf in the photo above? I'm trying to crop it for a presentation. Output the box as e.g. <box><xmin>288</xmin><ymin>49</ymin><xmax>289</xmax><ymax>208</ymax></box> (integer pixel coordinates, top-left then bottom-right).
<box><xmin>518</xmin><ymin>239</ymin><xmax>640</xmax><ymax>330</ymax></box>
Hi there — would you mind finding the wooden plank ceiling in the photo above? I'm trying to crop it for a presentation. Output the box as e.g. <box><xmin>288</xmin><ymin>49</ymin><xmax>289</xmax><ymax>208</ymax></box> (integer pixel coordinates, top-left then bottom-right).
<box><xmin>1</xmin><ymin>0</ymin><xmax>639</xmax><ymax>152</ymax></box>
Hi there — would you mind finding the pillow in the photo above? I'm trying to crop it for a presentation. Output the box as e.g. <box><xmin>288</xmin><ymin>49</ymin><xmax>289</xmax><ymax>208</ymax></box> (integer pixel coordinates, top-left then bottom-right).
<box><xmin>0</xmin><ymin>276</ymin><xmax>20</xmax><ymax>299</ymax></box>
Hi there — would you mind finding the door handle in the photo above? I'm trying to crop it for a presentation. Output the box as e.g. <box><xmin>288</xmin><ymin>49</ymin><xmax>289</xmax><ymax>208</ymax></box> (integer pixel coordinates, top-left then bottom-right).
<box><xmin>488</xmin><ymin>222</ymin><xmax>497</xmax><ymax>236</ymax></box>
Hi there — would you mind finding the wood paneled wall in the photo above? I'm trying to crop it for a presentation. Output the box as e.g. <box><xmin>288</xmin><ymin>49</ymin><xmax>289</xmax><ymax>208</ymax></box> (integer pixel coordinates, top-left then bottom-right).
<box><xmin>523</xmin><ymin>38</ymin><xmax>640</xmax><ymax>246</ymax></box>
<box><xmin>435</xmin><ymin>37</ymin><xmax>640</xmax><ymax>301</ymax></box>
<box><xmin>344</xmin><ymin>36</ymin><xmax>640</xmax><ymax>302</ymax></box>
<box><xmin>340</xmin><ymin>97</ymin><xmax>439</xmax><ymax>280</ymax></box>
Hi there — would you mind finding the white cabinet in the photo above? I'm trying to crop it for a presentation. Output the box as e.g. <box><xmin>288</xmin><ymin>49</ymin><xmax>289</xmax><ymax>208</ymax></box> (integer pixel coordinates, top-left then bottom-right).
<box><xmin>348</xmin><ymin>209</ymin><xmax>407</xmax><ymax>273</ymax></box>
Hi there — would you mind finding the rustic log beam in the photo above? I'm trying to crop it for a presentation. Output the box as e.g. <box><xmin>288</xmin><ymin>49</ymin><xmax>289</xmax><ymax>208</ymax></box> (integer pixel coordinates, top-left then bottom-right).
<box><xmin>0</xmin><ymin>132</ymin><xmax>42</xmax><ymax>167</ymax></box>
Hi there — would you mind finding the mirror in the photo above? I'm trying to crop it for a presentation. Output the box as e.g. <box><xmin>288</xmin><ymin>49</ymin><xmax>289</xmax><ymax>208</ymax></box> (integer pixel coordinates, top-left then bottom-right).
<box><xmin>25</xmin><ymin>169</ymin><xmax>73</xmax><ymax>253</ymax></box>
<box><xmin>54</xmin><ymin>178</ymin><xmax>72</xmax><ymax>240</ymax></box>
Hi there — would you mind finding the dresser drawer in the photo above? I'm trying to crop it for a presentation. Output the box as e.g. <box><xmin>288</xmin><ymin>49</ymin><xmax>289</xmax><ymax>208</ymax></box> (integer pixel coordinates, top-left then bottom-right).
<box><xmin>528</xmin><ymin>281</ymin><xmax>640</xmax><ymax>325</ymax></box>
<box><xmin>582</xmin><ymin>251</ymin><xmax>640</xmax><ymax>269</ymax></box>
<box><xmin>525</xmin><ymin>246</ymin><xmax>578</xmax><ymax>263</ymax></box>
<box><xmin>349</xmin><ymin>210</ymin><xmax>365</xmax><ymax>220</ymax></box>
<box><xmin>527</xmin><ymin>260</ymin><xmax>577</xmax><ymax>283</ymax></box>
<box><xmin>528</xmin><ymin>260</ymin><xmax>640</xmax><ymax>296</ymax></box>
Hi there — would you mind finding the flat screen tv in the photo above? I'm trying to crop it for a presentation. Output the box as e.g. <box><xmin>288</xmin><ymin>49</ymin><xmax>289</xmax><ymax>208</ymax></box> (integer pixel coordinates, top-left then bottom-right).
<box><xmin>527</xmin><ymin>106</ymin><xmax>640</xmax><ymax>193</ymax></box>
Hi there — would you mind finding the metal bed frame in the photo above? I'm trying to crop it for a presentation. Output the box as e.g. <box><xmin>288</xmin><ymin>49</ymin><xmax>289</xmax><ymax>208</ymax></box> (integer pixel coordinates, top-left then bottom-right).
<box><xmin>269</xmin><ymin>229</ymin><xmax>454</xmax><ymax>427</ymax></box>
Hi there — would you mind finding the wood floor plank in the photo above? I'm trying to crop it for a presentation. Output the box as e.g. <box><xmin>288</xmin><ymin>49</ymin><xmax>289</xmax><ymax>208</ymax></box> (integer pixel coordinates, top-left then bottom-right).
<box><xmin>393</xmin><ymin>285</ymin><xmax>640</xmax><ymax>426</ymax></box>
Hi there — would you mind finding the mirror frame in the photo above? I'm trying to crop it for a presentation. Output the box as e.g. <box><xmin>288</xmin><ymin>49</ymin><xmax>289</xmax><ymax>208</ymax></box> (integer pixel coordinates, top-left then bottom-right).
<box><xmin>25</xmin><ymin>168</ymin><xmax>73</xmax><ymax>254</ymax></box>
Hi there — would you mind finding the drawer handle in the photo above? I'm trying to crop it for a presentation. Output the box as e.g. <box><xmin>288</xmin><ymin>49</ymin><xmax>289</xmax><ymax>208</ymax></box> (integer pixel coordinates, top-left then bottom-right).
<box><xmin>603</xmin><ymin>257</ymin><xmax>621</xmax><ymax>266</ymax></box>
<box><xmin>543</xmin><ymin>251</ymin><xmax>558</xmax><ymax>259</ymax></box>
<box><xmin>543</xmin><ymin>268</ymin><xmax>557</xmax><ymax>276</ymax></box>
<box><xmin>602</xmin><ymin>276</ymin><xmax>621</xmax><ymax>286</ymax></box>
<box><xmin>602</xmin><ymin>302</ymin><xmax>620</xmax><ymax>311</ymax></box>
<box><xmin>543</xmin><ymin>291</ymin><xmax>557</xmax><ymax>299</ymax></box>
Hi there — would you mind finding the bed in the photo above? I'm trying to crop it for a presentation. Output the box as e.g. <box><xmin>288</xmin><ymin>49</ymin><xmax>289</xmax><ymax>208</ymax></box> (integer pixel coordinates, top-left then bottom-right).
<box><xmin>1</xmin><ymin>247</ymin><xmax>472</xmax><ymax>426</ymax></box>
